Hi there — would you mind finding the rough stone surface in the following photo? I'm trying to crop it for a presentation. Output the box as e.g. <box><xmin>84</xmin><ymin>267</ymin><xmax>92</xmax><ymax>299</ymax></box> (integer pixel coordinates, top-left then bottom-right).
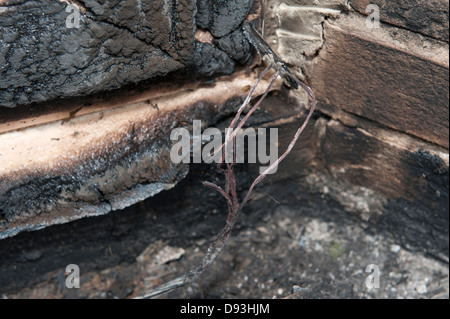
<box><xmin>351</xmin><ymin>0</ymin><xmax>450</xmax><ymax>42</ymax></box>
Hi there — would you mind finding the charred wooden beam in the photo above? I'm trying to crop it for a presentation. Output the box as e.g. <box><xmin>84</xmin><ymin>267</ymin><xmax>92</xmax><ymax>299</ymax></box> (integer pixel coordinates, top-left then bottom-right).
<box><xmin>0</xmin><ymin>71</ymin><xmax>280</xmax><ymax>239</ymax></box>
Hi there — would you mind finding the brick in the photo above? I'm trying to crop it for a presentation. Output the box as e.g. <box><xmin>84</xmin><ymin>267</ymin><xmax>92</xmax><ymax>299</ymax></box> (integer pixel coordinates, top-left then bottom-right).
<box><xmin>307</xmin><ymin>14</ymin><xmax>449</xmax><ymax>148</ymax></box>
<box><xmin>351</xmin><ymin>0</ymin><xmax>449</xmax><ymax>42</ymax></box>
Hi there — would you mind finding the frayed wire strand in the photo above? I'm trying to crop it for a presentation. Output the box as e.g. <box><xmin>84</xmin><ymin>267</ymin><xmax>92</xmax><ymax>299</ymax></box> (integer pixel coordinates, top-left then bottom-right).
<box><xmin>137</xmin><ymin>66</ymin><xmax>315</xmax><ymax>299</ymax></box>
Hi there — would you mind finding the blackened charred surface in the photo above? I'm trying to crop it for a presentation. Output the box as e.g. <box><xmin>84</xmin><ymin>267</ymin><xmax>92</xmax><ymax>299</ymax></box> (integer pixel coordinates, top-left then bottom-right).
<box><xmin>195</xmin><ymin>0</ymin><xmax>255</xmax><ymax>37</ymax></box>
<box><xmin>192</xmin><ymin>42</ymin><xmax>236</xmax><ymax>77</ymax></box>
<box><xmin>381</xmin><ymin>196</ymin><xmax>449</xmax><ymax>262</ymax></box>
<box><xmin>412</xmin><ymin>150</ymin><xmax>449</xmax><ymax>212</ymax></box>
<box><xmin>318</xmin><ymin>120</ymin><xmax>449</xmax><ymax>260</ymax></box>
<box><xmin>0</xmin><ymin>162</ymin><xmax>245</xmax><ymax>295</ymax></box>
<box><xmin>215</xmin><ymin>28</ymin><xmax>254</xmax><ymax>65</ymax></box>
<box><xmin>0</xmin><ymin>0</ymin><xmax>27</xmax><ymax>4</ymax></box>
<box><xmin>79</xmin><ymin>0</ymin><xmax>196</xmax><ymax>63</ymax></box>
<box><xmin>414</xmin><ymin>150</ymin><xmax>449</xmax><ymax>177</ymax></box>
<box><xmin>0</xmin><ymin>0</ymin><xmax>257</xmax><ymax>108</ymax></box>
<box><xmin>320</xmin><ymin>120</ymin><xmax>445</xmax><ymax>204</ymax></box>
<box><xmin>0</xmin><ymin>0</ymin><xmax>187</xmax><ymax>108</ymax></box>
<box><xmin>0</xmin><ymin>93</ymin><xmax>254</xmax><ymax>238</ymax></box>
<box><xmin>377</xmin><ymin>150</ymin><xmax>449</xmax><ymax>261</ymax></box>
<box><xmin>195</xmin><ymin>0</ymin><xmax>213</xmax><ymax>29</ymax></box>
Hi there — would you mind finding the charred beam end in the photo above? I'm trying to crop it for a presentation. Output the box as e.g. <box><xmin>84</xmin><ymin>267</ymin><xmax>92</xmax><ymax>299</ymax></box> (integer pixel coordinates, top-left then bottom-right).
<box><xmin>0</xmin><ymin>73</ymin><xmax>281</xmax><ymax>239</ymax></box>
<box><xmin>0</xmin><ymin>0</ymin><xmax>192</xmax><ymax>108</ymax></box>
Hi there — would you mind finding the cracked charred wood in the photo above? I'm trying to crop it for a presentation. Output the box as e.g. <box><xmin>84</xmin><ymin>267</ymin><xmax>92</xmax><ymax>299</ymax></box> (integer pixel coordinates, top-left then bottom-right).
<box><xmin>0</xmin><ymin>0</ymin><xmax>258</xmax><ymax>108</ymax></box>
<box><xmin>0</xmin><ymin>0</ymin><xmax>191</xmax><ymax>108</ymax></box>
<box><xmin>196</xmin><ymin>0</ymin><xmax>255</xmax><ymax>37</ymax></box>
<box><xmin>0</xmin><ymin>73</ymin><xmax>280</xmax><ymax>239</ymax></box>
